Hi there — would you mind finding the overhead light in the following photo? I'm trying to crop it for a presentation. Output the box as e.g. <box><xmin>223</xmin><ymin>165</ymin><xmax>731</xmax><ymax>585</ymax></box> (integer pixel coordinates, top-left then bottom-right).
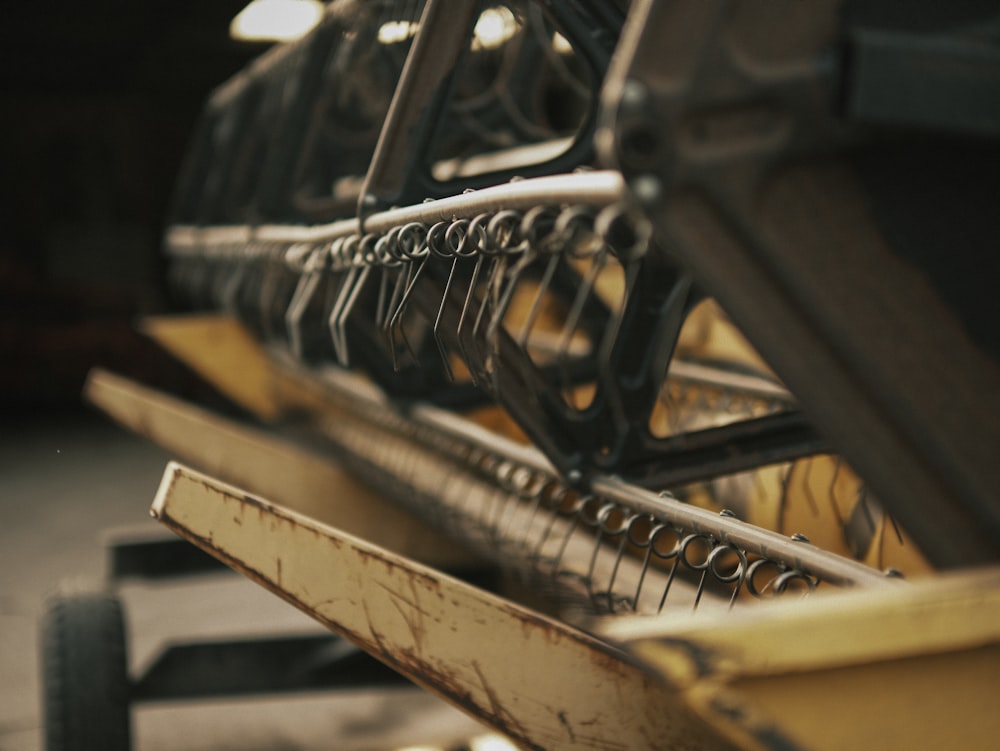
<box><xmin>472</xmin><ymin>6</ymin><xmax>519</xmax><ymax>50</ymax></box>
<box><xmin>377</xmin><ymin>20</ymin><xmax>419</xmax><ymax>45</ymax></box>
<box><xmin>230</xmin><ymin>0</ymin><xmax>324</xmax><ymax>43</ymax></box>
<box><xmin>468</xmin><ymin>735</ymin><xmax>520</xmax><ymax>751</ymax></box>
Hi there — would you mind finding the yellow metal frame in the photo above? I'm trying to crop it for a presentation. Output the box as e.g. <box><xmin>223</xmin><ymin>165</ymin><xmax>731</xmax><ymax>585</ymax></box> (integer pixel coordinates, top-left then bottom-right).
<box><xmin>603</xmin><ymin>569</ymin><xmax>1000</xmax><ymax>751</ymax></box>
<box><xmin>85</xmin><ymin>315</ymin><xmax>1000</xmax><ymax>750</ymax></box>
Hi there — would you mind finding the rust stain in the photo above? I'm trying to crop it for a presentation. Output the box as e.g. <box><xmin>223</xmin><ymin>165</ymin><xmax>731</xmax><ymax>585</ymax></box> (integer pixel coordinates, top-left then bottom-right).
<box><xmin>354</xmin><ymin>546</ymin><xmax>443</xmax><ymax>593</ymax></box>
<box><xmin>384</xmin><ymin>589</ymin><xmax>426</xmax><ymax>653</ymax></box>
<box><xmin>472</xmin><ymin>659</ymin><xmax>530</xmax><ymax>741</ymax></box>
<box><xmin>361</xmin><ymin>599</ymin><xmax>391</xmax><ymax>657</ymax></box>
<box><xmin>557</xmin><ymin>710</ymin><xmax>576</xmax><ymax>743</ymax></box>
<box><xmin>394</xmin><ymin>648</ymin><xmax>545</xmax><ymax>751</ymax></box>
<box><xmin>162</xmin><ymin>518</ymin><xmax>570</xmax><ymax>750</ymax></box>
<box><xmin>374</xmin><ymin>580</ymin><xmax>435</xmax><ymax>621</ymax></box>
<box><xmin>157</xmin><ymin>476</ymin><xmax>667</xmax><ymax>751</ymax></box>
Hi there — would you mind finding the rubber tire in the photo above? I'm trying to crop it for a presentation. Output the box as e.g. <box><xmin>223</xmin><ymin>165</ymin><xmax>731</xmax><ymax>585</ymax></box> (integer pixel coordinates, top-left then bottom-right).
<box><xmin>40</xmin><ymin>593</ymin><xmax>132</xmax><ymax>751</ymax></box>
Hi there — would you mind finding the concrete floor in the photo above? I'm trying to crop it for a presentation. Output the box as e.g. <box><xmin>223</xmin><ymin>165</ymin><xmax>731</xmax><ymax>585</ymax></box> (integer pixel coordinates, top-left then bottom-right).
<box><xmin>0</xmin><ymin>414</ymin><xmax>489</xmax><ymax>751</ymax></box>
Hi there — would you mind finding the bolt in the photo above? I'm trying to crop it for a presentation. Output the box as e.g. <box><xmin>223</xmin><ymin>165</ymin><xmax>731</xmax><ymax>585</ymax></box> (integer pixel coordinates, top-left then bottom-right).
<box><xmin>632</xmin><ymin>174</ymin><xmax>663</xmax><ymax>205</ymax></box>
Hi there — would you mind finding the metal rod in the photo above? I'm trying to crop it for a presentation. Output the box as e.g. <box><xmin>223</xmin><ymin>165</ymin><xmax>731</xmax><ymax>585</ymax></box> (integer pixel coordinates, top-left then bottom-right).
<box><xmin>165</xmin><ymin>172</ymin><xmax>626</xmax><ymax>253</ymax></box>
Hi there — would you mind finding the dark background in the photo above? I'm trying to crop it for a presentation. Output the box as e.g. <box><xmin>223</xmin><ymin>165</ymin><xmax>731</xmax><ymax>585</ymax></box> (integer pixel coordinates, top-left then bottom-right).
<box><xmin>1</xmin><ymin>2</ymin><xmax>266</xmax><ymax>417</ymax></box>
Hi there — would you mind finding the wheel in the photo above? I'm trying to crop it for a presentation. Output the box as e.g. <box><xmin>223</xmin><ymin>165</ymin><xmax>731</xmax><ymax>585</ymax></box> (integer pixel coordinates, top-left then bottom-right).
<box><xmin>40</xmin><ymin>592</ymin><xmax>132</xmax><ymax>751</ymax></box>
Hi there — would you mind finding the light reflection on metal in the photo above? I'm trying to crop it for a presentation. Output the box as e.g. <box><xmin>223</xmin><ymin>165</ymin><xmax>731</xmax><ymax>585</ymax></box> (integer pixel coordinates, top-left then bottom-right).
<box><xmin>472</xmin><ymin>7</ymin><xmax>520</xmax><ymax>51</ymax></box>
<box><xmin>378</xmin><ymin>20</ymin><xmax>420</xmax><ymax>45</ymax></box>
<box><xmin>230</xmin><ymin>0</ymin><xmax>323</xmax><ymax>43</ymax></box>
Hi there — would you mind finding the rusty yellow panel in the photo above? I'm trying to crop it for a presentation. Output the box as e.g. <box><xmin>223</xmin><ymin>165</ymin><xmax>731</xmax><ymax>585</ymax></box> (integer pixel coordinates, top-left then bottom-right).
<box><xmin>152</xmin><ymin>462</ymin><xmax>736</xmax><ymax>751</ymax></box>
<box><xmin>717</xmin><ymin>645</ymin><xmax>998</xmax><ymax>751</ymax></box>
<box><xmin>604</xmin><ymin>568</ymin><xmax>1000</xmax><ymax>751</ymax></box>
<box><xmin>84</xmin><ymin>369</ymin><xmax>476</xmax><ymax>569</ymax></box>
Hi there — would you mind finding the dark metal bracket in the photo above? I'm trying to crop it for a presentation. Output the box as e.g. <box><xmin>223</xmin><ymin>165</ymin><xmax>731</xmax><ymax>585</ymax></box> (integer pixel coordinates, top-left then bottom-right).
<box><xmin>598</xmin><ymin>0</ymin><xmax>1000</xmax><ymax>566</ymax></box>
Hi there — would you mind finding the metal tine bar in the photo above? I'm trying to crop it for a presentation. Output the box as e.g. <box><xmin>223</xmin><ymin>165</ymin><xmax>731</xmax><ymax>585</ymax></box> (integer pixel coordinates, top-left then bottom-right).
<box><xmin>312</xmin><ymin>373</ymin><xmax>875</xmax><ymax>615</ymax></box>
<box><xmin>165</xmin><ymin>172</ymin><xmax>626</xmax><ymax>249</ymax></box>
<box><xmin>308</xmin><ymin>364</ymin><xmax>891</xmax><ymax>589</ymax></box>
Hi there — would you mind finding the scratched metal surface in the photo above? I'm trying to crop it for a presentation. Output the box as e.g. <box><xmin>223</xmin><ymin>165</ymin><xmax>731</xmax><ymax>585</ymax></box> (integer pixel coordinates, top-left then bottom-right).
<box><xmin>153</xmin><ymin>462</ymin><xmax>735</xmax><ymax>751</ymax></box>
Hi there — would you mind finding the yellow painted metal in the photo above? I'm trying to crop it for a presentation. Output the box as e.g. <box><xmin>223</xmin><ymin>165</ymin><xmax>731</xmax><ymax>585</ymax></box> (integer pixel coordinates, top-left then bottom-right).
<box><xmin>151</xmin><ymin>462</ymin><xmax>735</xmax><ymax>751</ymax></box>
<box><xmin>84</xmin><ymin>368</ymin><xmax>476</xmax><ymax>568</ymax></box>
<box><xmin>602</xmin><ymin>568</ymin><xmax>1000</xmax><ymax>751</ymax></box>
<box><xmin>126</xmin><ymin>313</ymin><xmax>974</xmax><ymax>749</ymax></box>
<box><xmin>139</xmin><ymin>314</ymin><xmax>301</xmax><ymax>421</ymax></box>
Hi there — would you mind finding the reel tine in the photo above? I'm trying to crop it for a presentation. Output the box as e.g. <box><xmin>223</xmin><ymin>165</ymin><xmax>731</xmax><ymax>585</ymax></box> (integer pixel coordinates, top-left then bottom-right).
<box><xmin>382</xmin><ymin>258</ymin><xmax>411</xmax><ymax>370</ymax></box>
<box><xmin>328</xmin><ymin>264</ymin><xmax>359</xmax><ymax>366</ymax></box>
<box><xmin>456</xmin><ymin>254</ymin><xmax>484</xmax><ymax>386</ymax></box>
<box><xmin>516</xmin><ymin>252</ymin><xmax>559</xmax><ymax>350</ymax></box>
<box><xmin>428</xmin><ymin>220</ymin><xmax>459</xmax><ymax>381</ymax></box>
<box><xmin>388</xmin><ymin>255</ymin><xmax>427</xmax><ymax>370</ymax></box>
<box><xmin>453</xmin><ymin>214</ymin><xmax>492</xmax><ymax>385</ymax></box>
<box><xmin>556</xmin><ymin>246</ymin><xmax>607</xmax><ymax>405</ymax></box>
<box><xmin>284</xmin><ymin>243</ymin><xmax>329</xmax><ymax>360</ymax></box>
<box><xmin>335</xmin><ymin>262</ymin><xmax>373</xmax><ymax>369</ymax></box>
<box><xmin>433</xmin><ymin>256</ymin><xmax>459</xmax><ymax>382</ymax></box>
<box><xmin>385</xmin><ymin>223</ymin><xmax>429</xmax><ymax>371</ymax></box>
<box><xmin>471</xmin><ymin>211</ymin><xmax>521</xmax><ymax>383</ymax></box>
